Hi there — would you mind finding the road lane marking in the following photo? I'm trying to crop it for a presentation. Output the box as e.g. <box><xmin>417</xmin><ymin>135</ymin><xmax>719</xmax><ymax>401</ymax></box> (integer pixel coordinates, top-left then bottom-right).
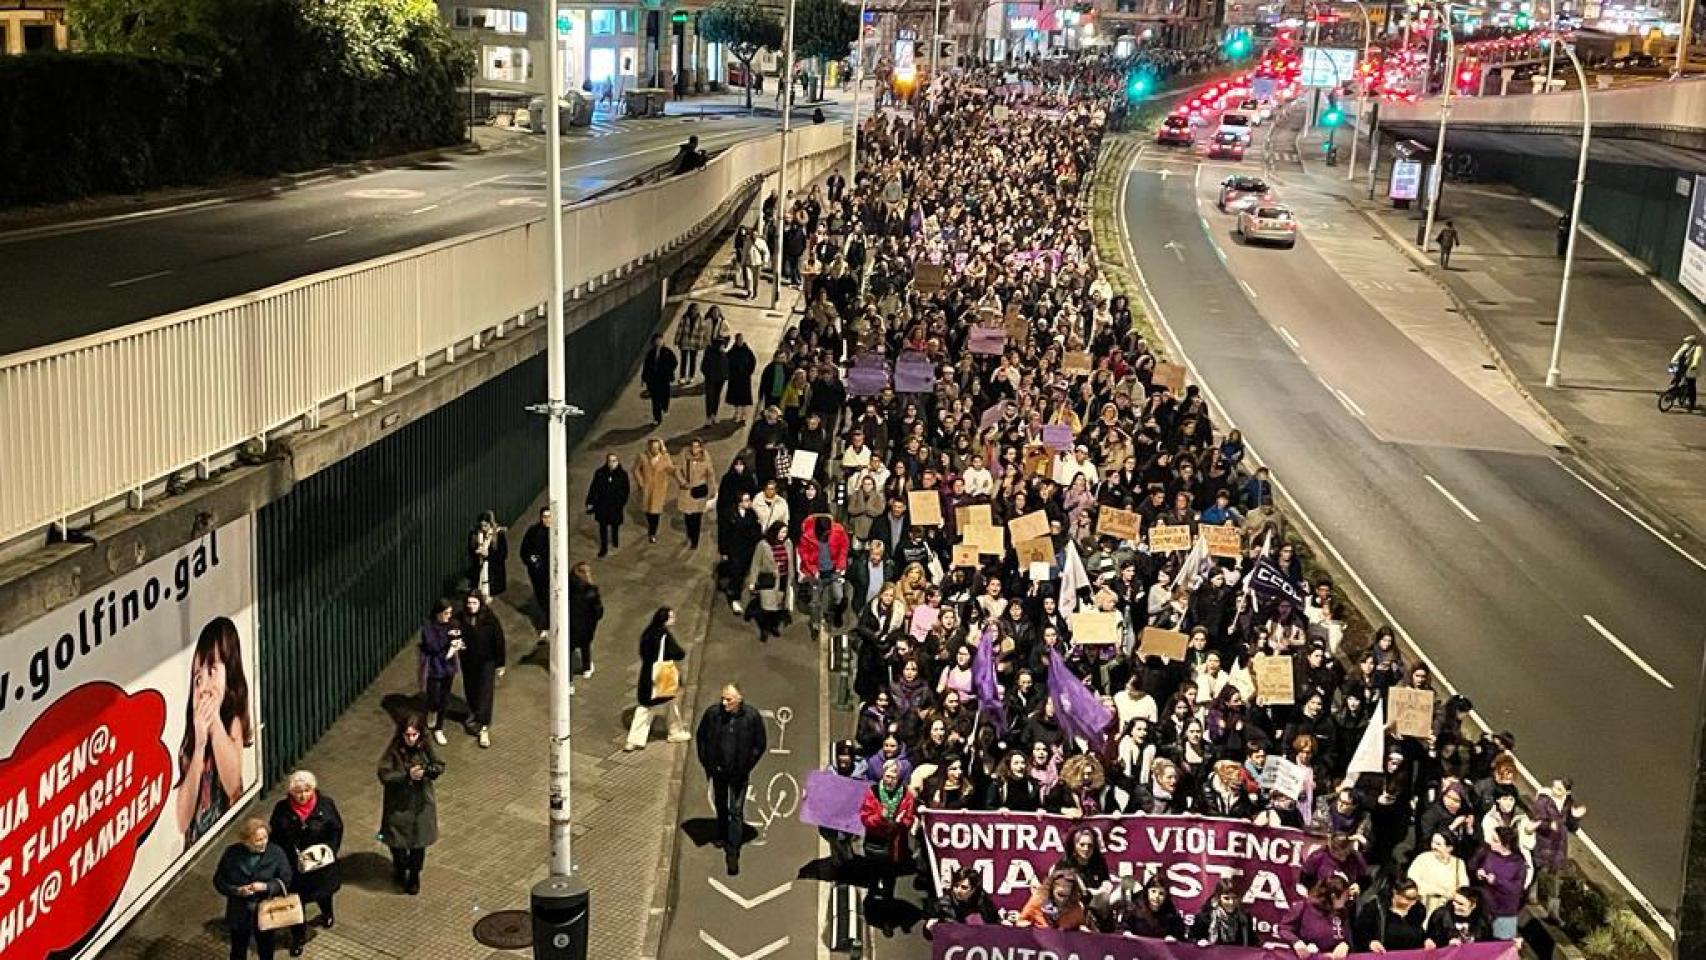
<box><xmin>1163</xmin><ymin>240</ymin><xmax>1185</xmax><ymax>262</ymax></box>
<box><xmin>1423</xmin><ymin>474</ymin><xmax>1482</xmax><ymax>523</ymax></box>
<box><xmin>1334</xmin><ymin>388</ymin><xmax>1366</xmax><ymax>418</ymax></box>
<box><xmin>409</xmin><ymin>204</ymin><xmax>439</xmax><ymax>214</ymax></box>
<box><xmin>1583</xmin><ymin>615</ymin><xmax>1675</xmax><ymax>689</ymax></box>
<box><xmin>304</xmin><ymin>228</ymin><xmax>349</xmax><ymax>243</ymax></box>
<box><xmin>699</xmin><ymin>931</ymin><xmax>790</xmax><ymax>960</ymax></box>
<box><xmin>1239</xmin><ymin>278</ymin><xmax>1258</xmax><ymax>300</ymax></box>
<box><xmin>1119</xmin><ymin>153</ymin><xmax>1674</xmax><ymax>934</ymax></box>
<box><xmin>707</xmin><ymin>877</ymin><xmax>792</xmax><ymax>910</ymax></box>
<box><xmin>1549</xmin><ymin>457</ymin><xmax>1706</xmax><ymax>573</ymax></box>
<box><xmin>106</xmin><ymin>269</ymin><xmax>173</xmax><ymax>288</ymax></box>
<box><xmin>1277</xmin><ymin>325</ymin><xmax>1301</xmax><ymax>348</ymax></box>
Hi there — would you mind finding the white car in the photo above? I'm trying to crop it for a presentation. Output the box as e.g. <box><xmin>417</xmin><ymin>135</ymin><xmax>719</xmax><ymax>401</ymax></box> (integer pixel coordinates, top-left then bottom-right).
<box><xmin>1237</xmin><ymin>99</ymin><xmax>1264</xmax><ymax>125</ymax></box>
<box><xmin>1237</xmin><ymin>204</ymin><xmax>1298</xmax><ymax>248</ymax></box>
<box><xmin>1218</xmin><ymin>111</ymin><xmax>1253</xmax><ymax>143</ymax></box>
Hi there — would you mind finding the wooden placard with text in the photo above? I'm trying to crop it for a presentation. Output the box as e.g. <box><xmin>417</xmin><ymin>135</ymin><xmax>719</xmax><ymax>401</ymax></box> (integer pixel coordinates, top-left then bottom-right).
<box><xmin>1015</xmin><ymin>536</ymin><xmax>1055</xmax><ymax>570</ymax></box>
<box><xmin>1252</xmin><ymin>654</ymin><xmax>1295</xmax><ymax>706</ymax></box>
<box><xmin>1070</xmin><ymin>611</ymin><xmax>1121</xmax><ymax>645</ymax></box>
<box><xmin>966</xmin><ymin>525</ymin><xmax>1006</xmax><ymax>556</ymax></box>
<box><xmin>1008</xmin><ymin>510</ymin><xmax>1051</xmax><ymax>544</ymax></box>
<box><xmin>1204</xmin><ymin>524</ymin><xmax>1242</xmax><ymax>559</ymax></box>
<box><xmin>1097</xmin><ymin>506</ymin><xmax>1141</xmax><ymax>542</ymax></box>
<box><xmin>1004</xmin><ymin>307</ymin><xmax>1029</xmax><ymax>344</ymax></box>
<box><xmin>908</xmin><ymin>490</ymin><xmax>944</xmax><ymax>526</ymax></box>
<box><xmin>1137</xmin><ymin>627</ymin><xmax>1190</xmax><ymax>662</ymax></box>
<box><xmin>1389</xmin><ymin>687</ymin><xmax>1436</xmax><ymax>739</ymax></box>
<box><xmin>1148</xmin><ymin>524</ymin><xmax>1193</xmax><ymax>553</ymax></box>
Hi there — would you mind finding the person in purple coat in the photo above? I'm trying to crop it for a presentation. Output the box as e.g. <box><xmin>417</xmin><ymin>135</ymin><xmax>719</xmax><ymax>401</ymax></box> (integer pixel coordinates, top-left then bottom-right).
<box><xmin>1471</xmin><ymin>825</ymin><xmax>1531</xmax><ymax>940</ymax></box>
<box><xmin>1532</xmin><ymin>777</ymin><xmax>1587</xmax><ymax>920</ymax></box>
<box><xmin>1300</xmin><ymin>833</ymin><xmax>1370</xmax><ymax>900</ymax></box>
<box><xmin>1279</xmin><ymin>876</ymin><xmax>1354</xmax><ymax>957</ymax></box>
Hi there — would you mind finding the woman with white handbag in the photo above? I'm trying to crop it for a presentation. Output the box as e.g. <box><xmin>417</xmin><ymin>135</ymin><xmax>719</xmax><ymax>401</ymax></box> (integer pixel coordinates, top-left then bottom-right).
<box><xmin>267</xmin><ymin>770</ymin><xmax>344</xmax><ymax>956</ymax></box>
<box><xmin>212</xmin><ymin>817</ymin><xmax>295</xmax><ymax>960</ymax></box>
<box><xmin>625</xmin><ymin>606</ymin><xmax>689</xmax><ymax>751</ymax></box>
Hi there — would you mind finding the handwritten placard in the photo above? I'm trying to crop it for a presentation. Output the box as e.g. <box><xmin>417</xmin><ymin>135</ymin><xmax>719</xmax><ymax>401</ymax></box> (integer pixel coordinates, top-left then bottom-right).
<box><xmin>1097</xmin><ymin>506</ymin><xmax>1140</xmax><ymax>542</ymax></box>
<box><xmin>1148</xmin><ymin>524</ymin><xmax>1192</xmax><ymax>553</ymax></box>
<box><xmin>1070</xmin><ymin>611</ymin><xmax>1121</xmax><ymax>646</ymax></box>
<box><xmin>1061</xmin><ymin>351</ymin><xmax>1093</xmax><ymax>375</ymax></box>
<box><xmin>789</xmin><ymin>450</ymin><xmax>819</xmax><ymax>481</ymax></box>
<box><xmin>908</xmin><ymin>490</ymin><xmax>944</xmax><ymax>526</ymax></box>
<box><xmin>955</xmin><ymin>503</ymin><xmax>993</xmax><ymax>531</ymax></box>
<box><xmin>967</xmin><ymin>525</ymin><xmax>1006</xmax><ymax>556</ymax></box>
<box><xmin>953</xmin><ymin>544</ymin><xmax>981</xmax><ymax>567</ymax></box>
<box><xmin>1152</xmin><ymin>361</ymin><xmax>1186</xmax><ymax>394</ymax></box>
<box><xmin>1253</xmin><ymin>654</ymin><xmax>1295</xmax><ymax>706</ymax></box>
<box><xmin>1205</xmin><ymin>524</ymin><xmax>1242</xmax><ymax>559</ymax></box>
<box><xmin>1137</xmin><ymin>627</ymin><xmax>1190</xmax><ymax>662</ymax></box>
<box><xmin>1389</xmin><ymin>687</ymin><xmax>1436</xmax><ymax>739</ymax></box>
<box><xmin>914</xmin><ymin>262</ymin><xmax>946</xmax><ymax>292</ymax></box>
<box><xmin>1008</xmin><ymin>510</ymin><xmax>1051</xmax><ymax>544</ymax></box>
<box><xmin>1015</xmin><ymin>536</ymin><xmax>1054</xmax><ymax>570</ymax></box>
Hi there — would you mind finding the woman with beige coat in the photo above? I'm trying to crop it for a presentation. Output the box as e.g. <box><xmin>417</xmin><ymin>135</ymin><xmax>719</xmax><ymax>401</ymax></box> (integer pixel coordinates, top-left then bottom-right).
<box><xmin>634</xmin><ymin>439</ymin><xmax>676</xmax><ymax>544</ymax></box>
<box><xmin>673</xmin><ymin>439</ymin><xmax>717</xmax><ymax>550</ymax></box>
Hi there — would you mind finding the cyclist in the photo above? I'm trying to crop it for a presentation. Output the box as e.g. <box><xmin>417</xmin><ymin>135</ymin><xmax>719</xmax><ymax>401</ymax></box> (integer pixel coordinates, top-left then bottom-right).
<box><xmin>1670</xmin><ymin>334</ymin><xmax>1701</xmax><ymax>411</ymax></box>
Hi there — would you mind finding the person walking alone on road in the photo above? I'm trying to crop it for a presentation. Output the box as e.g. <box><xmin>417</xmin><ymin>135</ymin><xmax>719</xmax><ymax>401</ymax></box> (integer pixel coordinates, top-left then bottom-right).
<box><xmin>675</xmin><ymin>303</ymin><xmax>710</xmax><ymax>383</ymax></box>
<box><xmin>1670</xmin><ymin>333</ymin><xmax>1701</xmax><ymax>410</ymax></box>
<box><xmin>701</xmin><ymin>333</ymin><xmax>729</xmax><ymax>426</ymax></box>
<box><xmin>695</xmin><ymin>683</ymin><xmax>768</xmax><ymax>876</ymax></box>
<box><xmin>634</xmin><ymin>437</ymin><xmax>676</xmax><ymax>544</ymax></box>
<box><xmin>568</xmin><ymin>561</ymin><xmax>603</xmax><ymax>678</ymax></box>
<box><xmin>456</xmin><ymin>591</ymin><xmax>505</xmax><ymax>749</ymax></box>
<box><xmin>1436</xmin><ymin>221</ymin><xmax>1459</xmax><ymax>269</ymax></box>
<box><xmin>417</xmin><ymin>599</ymin><xmax>461</xmax><ymax>745</ymax></box>
<box><xmin>376</xmin><ymin>713</ymin><xmax>442</xmax><ymax>896</ymax></box>
<box><xmin>519</xmin><ymin>507</ymin><xmax>551</xmax><ymax>639</ymax></box>
<box><xmin>627</xmin><ymin>606</ymin><xmax>690</xmax><ymax>751</ymax></box>
<box><xmin>586</xmin><ymin>452</ymin><xmax>631</xmax><ymax>557</ymax></box>
<box><xmin>642</xmin><ymin>333</ymin><xmax>678</xmax><ymax>425</ymax></box>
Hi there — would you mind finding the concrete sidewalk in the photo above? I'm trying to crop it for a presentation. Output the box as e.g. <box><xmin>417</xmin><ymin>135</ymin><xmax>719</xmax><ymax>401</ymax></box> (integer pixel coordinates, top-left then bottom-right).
<box><xmin>103</xmin><ymin>211</ymin><xmax>805</xmax><ymax>960</ymax></box>
<box><xmin>1282</xmin><ymin>115</ymin><xmax>1706</xmax><ymax>546</ymax></box>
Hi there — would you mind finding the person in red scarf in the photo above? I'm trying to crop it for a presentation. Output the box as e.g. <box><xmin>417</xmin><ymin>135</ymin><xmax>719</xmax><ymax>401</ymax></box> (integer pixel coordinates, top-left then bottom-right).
<box><xmin>267</xmin><ymin>770</ymin><xmax>344</xmax><ymax>956</ymax></box>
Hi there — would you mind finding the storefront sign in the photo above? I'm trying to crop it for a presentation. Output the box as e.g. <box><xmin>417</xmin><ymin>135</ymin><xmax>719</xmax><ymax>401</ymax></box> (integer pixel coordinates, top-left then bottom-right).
<box><xmin>0</xmin><ymin>519</ymin><xmax>259</xmax><ymax>960</ymax></box>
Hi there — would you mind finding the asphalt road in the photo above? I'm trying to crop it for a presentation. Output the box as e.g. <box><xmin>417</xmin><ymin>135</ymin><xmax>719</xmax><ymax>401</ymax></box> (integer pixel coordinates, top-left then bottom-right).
<box><xmin>1123</xmin><ymin>100</ymin><xmax>1706</xmax><ymax>925</ymax></box>
<box><xmin>0</xmin><ymin>115</ymin><xmax>783</xmax><ymax>355</ymax></box>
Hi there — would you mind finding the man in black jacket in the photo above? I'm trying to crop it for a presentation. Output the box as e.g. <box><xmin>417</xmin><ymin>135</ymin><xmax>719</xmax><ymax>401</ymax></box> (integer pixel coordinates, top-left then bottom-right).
<box><xmin>641</xmin><ymin>334</ymin><xmax>678</xmax><ymax>425</ymax></box>
<box><xmin>519</xmin><ymin>507</ymin><xmax>551</xmax><ymax>636</ymax></box>
<box><xmin>695</xmin><ymin>684</ymin><xmax>768</xmax><ymax>875</ymax></box>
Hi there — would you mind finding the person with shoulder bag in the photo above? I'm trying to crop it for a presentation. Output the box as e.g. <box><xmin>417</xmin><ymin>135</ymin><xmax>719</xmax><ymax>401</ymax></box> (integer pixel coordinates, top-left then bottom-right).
<box><xmin>626</xmin><ymin>607</ymin><xmax>690</xmax><ymax>751</ymax></box>
<box><xmin>213</xmin><ymin>816</ymin><xmax>295</xmax><ymax>960</ymax></box>
<box><xmin>267</xmin><ymin>771</ymin><xmax>343</xmax><ymax>956</ymax></box>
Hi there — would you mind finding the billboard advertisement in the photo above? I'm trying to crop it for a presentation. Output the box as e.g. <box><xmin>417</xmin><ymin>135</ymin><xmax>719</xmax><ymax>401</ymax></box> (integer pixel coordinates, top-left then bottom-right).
<box><xmin>1680</xmin><ymin>174</ymin><xmax>1706</xmax><ymax>304</ymax></box>
<box><xmin>1301</xmin><ymin>46</ymin><xmax>1358</xmax><ymax>88</ymax></box>
<box><xmin>0</xmin><ymin>518</ymin><xmax>259</xmax><ymax>959</ymax></box>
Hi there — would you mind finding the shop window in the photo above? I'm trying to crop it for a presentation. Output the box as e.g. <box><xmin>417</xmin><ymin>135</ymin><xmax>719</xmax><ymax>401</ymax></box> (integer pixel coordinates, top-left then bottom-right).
<box><xmin>591</xmin><ymin>9</ymin><xmax>616</xmax><ymax>34</ymax></box>
<box><xmin>619</xmin><ymin>8</ymin><xmax>638</xmax><ymax>32</ymax></box>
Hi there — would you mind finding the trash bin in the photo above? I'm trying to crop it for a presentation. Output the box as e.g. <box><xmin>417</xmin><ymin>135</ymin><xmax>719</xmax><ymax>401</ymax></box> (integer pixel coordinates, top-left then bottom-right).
<box><xmin>531</xmin><ymin>875</ymin><xmax>590</xmax><ymax>960</ymax></box>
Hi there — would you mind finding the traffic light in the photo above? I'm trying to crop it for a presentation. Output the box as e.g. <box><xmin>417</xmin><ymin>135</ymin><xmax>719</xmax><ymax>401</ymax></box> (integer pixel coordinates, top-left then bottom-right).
<box><xmin>1224</xmin><ymin>32</ymin><xmax>1252</xmax><ymax>58</ymax></box>
<box><xmin>1127</xmin><ymin>70</ymin><xmax>1153</xmax><ymax>100</ymax></box>
<box><xmin>1514</xmin><ymin>0</ymin><xmax>1532</xmax><ymax>29</ymax></box>
<box><xmin>1320</xmin><ymin>94</ymin><xmax>1343</xmax><ymax>126</ymax></box>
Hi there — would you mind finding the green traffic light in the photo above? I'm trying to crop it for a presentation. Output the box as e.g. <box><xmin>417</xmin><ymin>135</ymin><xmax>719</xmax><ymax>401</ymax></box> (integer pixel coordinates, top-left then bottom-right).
<box><xmin>1321</xmin><ymin>109</ymin><xmax>1343</xmax><ymax>127</ymax></box>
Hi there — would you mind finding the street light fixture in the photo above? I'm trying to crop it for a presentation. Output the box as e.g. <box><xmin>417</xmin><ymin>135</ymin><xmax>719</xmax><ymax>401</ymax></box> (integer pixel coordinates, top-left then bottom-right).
<box><xmin>1545</xmin><ymin>36</ymin><xmax>1592</xmax><ymax>387</ymax></box>
<box><xmin>848</xmin><ymin>0</ymin><xmax>870</xmax><ymax>187</ymax></box>
<box><xmin>1420</xmin><ymin>0</ymin><xmax>1454</xmax><ymax>254</ymax></box>
<box><xmin>770</xmin><ymin>0</ymin><xmax>798</xmax><ymax>311</ymax></box>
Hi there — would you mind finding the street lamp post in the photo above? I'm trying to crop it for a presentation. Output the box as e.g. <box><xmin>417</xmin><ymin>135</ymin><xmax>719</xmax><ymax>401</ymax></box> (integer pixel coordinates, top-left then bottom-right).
<box><xmin>1421</xmin><ymin>0</ymin><xmax>1453</xmax><ymax>254</ymax></box>
<box><xmin>1677</xmin><ymin>0</ymin><xmax>1696</xmax><ymax>77</ymax></box>
<box><xmin>1345</xmin><ymin>0</ymin><xmax>1372</xmax><ymax>181</ymax></box>
<box><xmin>1544</xmin><ymin>38</ymin><xmax>1592</xmax><ymax>387</ymax></box>
<box><xmin>930</xmin><ymin>0</ymin><xmax>944</xmax><ymax>79</ymax></box>
<box><xmin>770</xmin><ymin>0</ymin><xmax>798</xmax><ymax>311</ymax></box>
<box><xmin>849</xmin><ymin>0</ymin><xmax>869</xmax><ymax>187</ymax></box>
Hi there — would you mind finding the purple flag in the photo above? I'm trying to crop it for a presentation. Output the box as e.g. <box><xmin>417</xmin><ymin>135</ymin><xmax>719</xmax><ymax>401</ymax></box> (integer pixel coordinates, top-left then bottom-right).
<box><xmin>929</xmin><ymin>918</ymin><xmax>1522</xmax><ymax>960</ymax></box>
<box><xmin>1046</xmin><ymin>648</ymin><xmax>1112</xmax><ymax>751</ymax></box>
<box><xmin>971</xmin><ymin>625</ymin><xmax>1005</xmax><ymax>726</ymax></box>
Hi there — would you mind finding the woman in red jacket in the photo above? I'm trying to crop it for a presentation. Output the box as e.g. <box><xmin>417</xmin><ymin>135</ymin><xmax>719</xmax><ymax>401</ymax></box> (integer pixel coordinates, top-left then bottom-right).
<box><xmin>859</xmin><ymin>759</ymin><xmax>917</xmax><ymax>902</ymax></box>
<box><xmin>797</xmin><ymin>514</ymin><xmax>851</xmax><ymax>633</ymax></box>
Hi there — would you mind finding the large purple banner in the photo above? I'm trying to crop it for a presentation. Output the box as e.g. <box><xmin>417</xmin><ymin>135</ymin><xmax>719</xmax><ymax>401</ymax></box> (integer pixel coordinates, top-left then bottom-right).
<box><xmin>930</xmin><ymin>923</ymin><xmax>1522</xmax><ymax>960</ymax></box>
<box><xmin>921</xmin><ymin>810</ymin><xmax>1323</xmax><ymax>937</ymax></box>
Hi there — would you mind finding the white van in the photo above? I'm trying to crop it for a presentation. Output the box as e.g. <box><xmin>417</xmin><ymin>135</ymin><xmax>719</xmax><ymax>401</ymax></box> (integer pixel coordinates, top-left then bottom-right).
<box><xmin>1218</xmin><ymin>111</ymin><xmax>1253</xmax><ymax>142</ymax></box>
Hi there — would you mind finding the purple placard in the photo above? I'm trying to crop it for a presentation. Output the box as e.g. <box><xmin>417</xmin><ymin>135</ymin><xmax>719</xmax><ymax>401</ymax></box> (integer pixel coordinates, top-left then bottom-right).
<box><xmin>930</xmin><ymin>924</ymin><xmax>1522</xmax><ymax>960</ymax></box>
<box><xmin>979</xmin><ymin>404</ymin><xmax>1006</xmax><ymax>432</ymax></box>
<box><xmin>921</xmin><ymin>809</ymin><xmax>1322</xmax><ymax>937</ymax></box>
<box><xmin>801</xmin><ymin>769</ymin><xmax>868</xmax><ymax>836</ymax></box>
<box><xmin>1041</xmin><ymin>423</ymin><xmax>1074</xmax><ymax>449</ymax></box>
<box><xmin>895</xmin><ymin>358</ymin><xmax>935</xmax><ymax>393</ymax></box>
<box><xmin>967</xmin><ymin>327</ymin><xmax>1005</xmax><ymax>356</ymax></box>
<box><xmin>846</xmin><ymin>363</ymin><xmax>889</xmax><ymax>397</ymax></box>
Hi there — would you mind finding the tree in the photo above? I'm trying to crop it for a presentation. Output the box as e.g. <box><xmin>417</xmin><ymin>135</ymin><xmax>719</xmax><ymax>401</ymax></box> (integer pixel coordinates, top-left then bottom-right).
<box><xmin>699</xmin><ymin>0</ymin><xmax>782</xmax><ymax>109</ymax></box>
<box><xmin>793</xmin><ymin>0</ymin><xmax>858</xmax><ymax>66</ymax></box>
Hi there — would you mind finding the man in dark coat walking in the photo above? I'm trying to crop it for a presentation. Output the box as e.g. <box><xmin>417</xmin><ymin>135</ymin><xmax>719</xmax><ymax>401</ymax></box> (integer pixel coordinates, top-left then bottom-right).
<box><xmin>520</xmin><ymin>507</ymin><xmax>552</xmax><ymax>635</ymax></box>
<box><xmin>695</xmin><ymin>683</ymin><xmax>768</xmax><ymax>876</ymax></box>
<box><xmin>641</xmin><ymin>333</ymin><xmax>679</xmax><ymax>425</ymax></box>
<box><xmin>586</xmin><ymin>453</ymin><xmax>631</xmax><ymax>557</ymax></box>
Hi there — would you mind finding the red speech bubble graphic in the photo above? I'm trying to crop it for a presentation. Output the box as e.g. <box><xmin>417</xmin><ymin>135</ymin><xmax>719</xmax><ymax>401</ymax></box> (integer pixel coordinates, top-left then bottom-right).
<box><xmin>0</xmin><ymin>682</ymin><xmax>173</xmax><ymax>959</ymax></box>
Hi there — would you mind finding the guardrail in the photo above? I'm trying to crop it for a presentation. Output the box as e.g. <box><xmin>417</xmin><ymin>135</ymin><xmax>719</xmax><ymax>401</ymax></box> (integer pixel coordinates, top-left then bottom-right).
<box><xmin>0</xmin><ymin>122</ymin><xmax>847</xmax><ymax>546</ymax></box>
<box><xmin>1380</xmin><ymin>74</ymin><xmax>1706</xmax><ymax>131</ymax></box>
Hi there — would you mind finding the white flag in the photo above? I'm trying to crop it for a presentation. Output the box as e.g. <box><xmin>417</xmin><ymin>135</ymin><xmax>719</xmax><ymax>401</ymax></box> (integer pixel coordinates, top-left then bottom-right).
<box><xmin>1058</xmin><ymin>540</ymin><xmax>1091</xmax><ymax>614</ymax></box>
<box><xmin>1344</xmin><ymin>700</ymin><xmax>1387</xmax><ymax>780</ymax></box>
<box><xmin>1171</xmin><ymin>534</ymin><xmax>1210</xmax><ymax>593</ymax></box>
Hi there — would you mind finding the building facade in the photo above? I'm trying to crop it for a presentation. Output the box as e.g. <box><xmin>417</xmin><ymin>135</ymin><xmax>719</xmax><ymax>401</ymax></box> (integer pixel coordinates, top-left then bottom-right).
<box><xmin>0</xmin><ymin>0</ymin><xmax>70</xmax><ymax>55</ymax></box>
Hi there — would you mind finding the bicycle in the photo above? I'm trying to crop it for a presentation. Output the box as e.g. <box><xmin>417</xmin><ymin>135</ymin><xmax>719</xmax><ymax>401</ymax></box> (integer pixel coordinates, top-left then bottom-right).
<box><xmin>1658</xmin><ymin>369</ymin><xmax>1692</xmax><ymax>412</ymax></box>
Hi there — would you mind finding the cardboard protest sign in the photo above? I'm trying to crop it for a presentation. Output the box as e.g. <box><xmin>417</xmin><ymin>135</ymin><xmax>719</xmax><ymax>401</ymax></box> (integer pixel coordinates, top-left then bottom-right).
<box><xmin>1389</xmin><ymin>687</ymin><xmax>1436</xmax><ymax>739</ymax></box>
<box><xmin>1061</xmin><ymin>350</ymin><xmax>1094</xmax><ymax>375</ymax></box>
<box><xmin>979</xmin><ymin>403</ymin><xmax>1007</xmax><ymax>431</ymax></box>
<box><xmin>1097</xmin><ymin>506</ymin><xmax>1140</xmax><ymax>541</ymax></box>
<box><xmin>1070</xmin><ymin>611</ymin><xmax>1121</xmax><ymax>646</ymax></box>
<box><xmin>914</xmin><ymin>262</ymin><xmax>945</xmax><ymax>292</ymax></box>
<box><xmin>1028</xmin><ymin>561</ymin><xmax>1053</xmax><ymax>581</ymax></box>
<box><xmin>1041</xmin><ymin>424</ymin><xmax>1074</xmax><ymax>451</ymax></box>
<box><xmin>1004</xmin><ymin>308</ymin><xmax>1029</xmax><ymax>343</ymax></box>
<box><xmin>967</xmin><ymin>525</ymin><xmax>1006</xmax><ymax>556</ymax></box>
<box><xmin>1148</xmin><ymin>523</ymin><xmax>1193</xmax><ymax>553</ymax></box>
<box><xmin>1260</xmin><ymin>756</ymin><xmax>1307</xmax><ymax>800</ymax></box>
<box><xmin>1137</xmin><ymin>627</ymin><xmax>1190</xmax><ymax>662</ymax></box>
<box><xmin>801</xmin><ymin>770</ymin><xmax>868</xmax><ymax>836</ymax></box>
<box><xmin>1008</xmin><ymin>510</ymin><xmax>1051</xmax><ymax>544</ymax></box>
<box><xmin>1015</xmin><ymin>536</ymin><xmax>1054</xmax><ymax>570</ymax></box>
<box><xmin>1205</xmin><ymin>524</ymin><xmax>1242</xmax><ymax>559</ymax></box>
<box><xmin>1253</xmin><ymin>654</ymin><xmax>1295</xmax><ymax>706</ymax></box>
<box><xmin>1024</xmin><ymin>445</ymin><xmax>1052</xmax><ymax>478</ymax></box>
<box><xmin>955</xmin><ymin>503</ymin><xmax>992</xmax><ymax>531</ymax></box>
<box><xmin>1152</xmin><ymin>361</ymin><xmax>1187</xmax><ymax>394</ymax></box>
<box><xmin>968</xmin><ymin>326</ymin><xmax>1006</xmax><ymax>355</ymax></box>
<box><xmin>952</xmin><ymin>544</ymin><xmax>980</xmax><ymax>568</ymax></box>
<box><xmin>788</xmin><ymin>450</ymin><xmax>818</xmax><ymax>481</ymax></box>
<box><xmin>908</xmin><ymin>490</ymin><xmax>944</xmax><ymax>526</ymax></box>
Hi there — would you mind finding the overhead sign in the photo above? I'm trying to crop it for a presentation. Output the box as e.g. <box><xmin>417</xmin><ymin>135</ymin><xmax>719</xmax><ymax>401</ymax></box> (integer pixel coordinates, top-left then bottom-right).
<box><xmin>1390</xmin><ymin>158</ymin><xmax>1423</xmax><ymax>200</ymax></box>
<box><xmin>1252</xmin><ymin>76</ymin><xmax>1277</xmax><ymax>100</ymax></box>
<box><xmin>1680</xmin><ymin>174</ymin><xmax>1706</xmax><ymax>304</ymax></box>
<box><xmin>1301</xmin><ymin>45</ymin><xmax>1358</xmax><ymax>87</ymax></box>
<box><xmin>0</xmin><ymin>519</ymin><xmax>259</xmax><ymax>960</ymax></box>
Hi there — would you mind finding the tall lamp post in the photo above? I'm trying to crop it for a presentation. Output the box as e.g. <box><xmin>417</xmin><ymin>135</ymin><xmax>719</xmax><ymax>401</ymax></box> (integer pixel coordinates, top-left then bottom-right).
<box><xmin>931</xmin><ymin>0</ymin><xmax>944</xmax><ymax>79</ymax></box>
<box><xmin>770</xmin><ymin>0</ymin><xmax>798</xmax><ymax>311</ymax></box>
<box><xmin>1544</xmin><ymin>36</ymin><xmax>1592</xmax><ymax>387</ymax></box>
<box><xmin>849</xmin><ymin>0</ymin><xmax>870</xmax><ymax>187</ymax></box>
<box><xmin>1677</xmin><ymin>0</ymin><xmax>1696</xmax><ymax>77</ymax></box>
<box><xmin>1344</xmin><ymin>0</ymin><xmax>1372</xmax><ymax>181</ymax></box>
<box><xmin>530</xmin><ymin>0</ymin><xmax>590</xmax><ymax>953</ymax></box>
<box><xmin>1420</xmin><ymin>0</ymin><xmax>1454</xmax><ymax>254</ymax></box>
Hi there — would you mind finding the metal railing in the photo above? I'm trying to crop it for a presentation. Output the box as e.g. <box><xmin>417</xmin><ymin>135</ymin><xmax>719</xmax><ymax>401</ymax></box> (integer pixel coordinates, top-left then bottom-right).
<box><xmin>0</xmin><ymin>122</ymin><xmax>847</xmax><ymax>546</ymax></box>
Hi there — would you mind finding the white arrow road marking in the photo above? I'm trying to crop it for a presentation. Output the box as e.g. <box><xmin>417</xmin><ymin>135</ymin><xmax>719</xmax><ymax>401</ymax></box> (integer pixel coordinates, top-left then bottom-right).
<box><xmin>698</xmin><ymin>930</ymin><xmax>790</xmax><ymax>960</ymax></box>
<box><xmin>1162</xmin><ymin>241</ymin><xmax>1185</xmax><ymax>262</ymax></box>
<box><xmin>706</xmin><ymin>876</ymin><xmax>792</xmax><ymax>910</ymax></box>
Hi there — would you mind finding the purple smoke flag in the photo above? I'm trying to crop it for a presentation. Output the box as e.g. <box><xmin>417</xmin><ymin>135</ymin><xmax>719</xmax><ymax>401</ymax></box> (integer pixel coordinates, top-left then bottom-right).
<box><xmin>971</xmin><ymin>625</ymin><xmax>1005</xmax><ymax>727</ymax></box>
<box><xmin>1047</xmin><ymin>648</ymin><xmax>1113</xmax><ymax>751</ymax></box>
